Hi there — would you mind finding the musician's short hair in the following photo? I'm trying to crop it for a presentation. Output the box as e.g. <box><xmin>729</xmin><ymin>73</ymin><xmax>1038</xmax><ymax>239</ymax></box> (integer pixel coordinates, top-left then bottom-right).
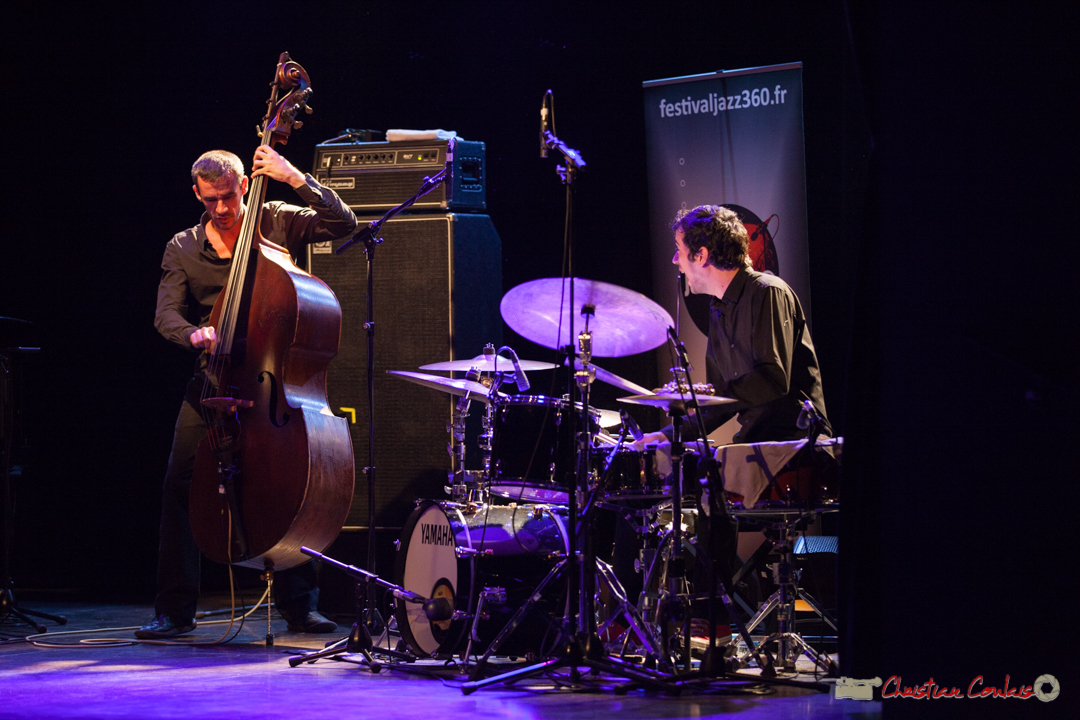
<box><xmin>671</xmin><ymin>205</ymin><xmax>748</xmax><ymax>271</ymax></box>
<box><xmin>191</xmin><ymin>150</ymin><xmax>245</xmax><ymax>186</ymax></box>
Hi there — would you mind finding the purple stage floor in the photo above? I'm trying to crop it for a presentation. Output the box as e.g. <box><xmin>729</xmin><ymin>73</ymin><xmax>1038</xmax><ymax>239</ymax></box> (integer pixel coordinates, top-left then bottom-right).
<box><xmin>1</xmin><ymin>599</ymin><xmax>880</xmax><ymax>719</ymax></box>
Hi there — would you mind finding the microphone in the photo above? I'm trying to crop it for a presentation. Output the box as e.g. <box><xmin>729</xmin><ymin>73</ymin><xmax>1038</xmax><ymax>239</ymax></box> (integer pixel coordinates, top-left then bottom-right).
<box><xmin>510</xmin><ymin>352</ymin><xmax>530</xmax><ymax>393</ymax></box>
<box><xmin>796</xmin><ymin>399</ymin><xmax>815</xmax><ymax>430</ymax></box>
<box><xmin>423</xmin><ymin>597</ymin><xmax>454</xmax><ymax>622</ymax></box>
<box><xmin>391</xmin><ymin>587</ymin><xmax>426</xmax><ymax>604</ymax></box>
<box><xmin>678</xmin><ymin>272</ymin><xmax>688</xmax><ymax>296</ymax></box>
<box><xmin>750</xmin><ymin>215</ymin><xmax>773</xmax><ymax>241</ymax></box>
<box><xmin>620</xmin><ymin>409</ymin><xmax>644</xmax><ymax>442</ymax></box>
<box><xmin>540</xmin><ymin>90</ymin><xmax>551</xmax><ymax>158</ymax></box>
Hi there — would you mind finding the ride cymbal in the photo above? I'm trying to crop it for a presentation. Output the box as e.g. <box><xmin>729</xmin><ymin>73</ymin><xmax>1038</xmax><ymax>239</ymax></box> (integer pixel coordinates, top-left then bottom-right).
<box><xmin>500</xmin><ymin>277</ymin><xmax>673</xmax><ymax>357</ymax></box>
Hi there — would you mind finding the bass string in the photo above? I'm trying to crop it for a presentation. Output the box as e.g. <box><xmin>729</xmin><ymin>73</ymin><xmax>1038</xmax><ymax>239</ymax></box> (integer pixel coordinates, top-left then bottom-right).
<box><xmin>199</xmin><ymin>165</ymin><xmax>268</xmax><ymax>451</ymax></box>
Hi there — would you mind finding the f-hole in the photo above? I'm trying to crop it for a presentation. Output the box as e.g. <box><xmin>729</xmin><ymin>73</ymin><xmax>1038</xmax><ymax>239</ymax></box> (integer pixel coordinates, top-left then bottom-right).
<box><xmin>257</xmin><ymin>371</ymin><xmax>290</xmax><ymax>428</ymax></box>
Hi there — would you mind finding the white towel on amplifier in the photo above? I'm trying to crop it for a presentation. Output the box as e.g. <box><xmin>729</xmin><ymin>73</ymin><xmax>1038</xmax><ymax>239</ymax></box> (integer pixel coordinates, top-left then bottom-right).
<box><xmin>386</xmin><ymin>129</ymin><xmax>458</xmax><ymax>142</ymax></box>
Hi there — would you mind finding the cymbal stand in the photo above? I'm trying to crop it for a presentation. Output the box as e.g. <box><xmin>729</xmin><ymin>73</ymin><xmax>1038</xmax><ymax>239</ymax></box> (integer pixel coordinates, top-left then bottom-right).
<box><xmin>287</xmin><ymin>547</ymin><xmax>418</xmax><ymax>671</ymax></box>
<box><xmin>665</xmin><ymin>328</ymin><xmax>776</xmax><ymax>681</ymax></box>
<box><xmin>463</xmin><ymin>125</ymin><xmax>672</xmax><ymax>690</ymax></box>
<box><xmin>651</xmin><ymin>394</ymin><xmax>694</xmax><ymax>673</ymax></box>
<box><xmin>446</xmin><ymin>367</ymin><xmax>487</xmax><ymax>504</ymax></box>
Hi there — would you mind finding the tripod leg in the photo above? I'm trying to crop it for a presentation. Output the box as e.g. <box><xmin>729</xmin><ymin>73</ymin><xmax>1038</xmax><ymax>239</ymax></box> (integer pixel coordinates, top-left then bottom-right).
<box><xmin>288</xmin><ymin>637</ymin><xmax>348</xmax><ymax>667</ymax></box>
<box><xmin>0</xmin><ymin>595</ymin><xmax>46</xmax><ymax>633</ymax></box>
<box><xmin>18</xmin><ymin>606</ymin><xmax>67</xmax><ymax>624</ymax></box>
<box><xmin>595</xmin><ymin>560</ymin><xmax>663</xmax><ymax>659</ymax></box>
<box><xmin>462</xmin><ymin>656</ymin><xmax>564</xmax><ymax>694</ymax></box>
<box><xmin>744</xmin><ymin>590</ymin><xmax>781</xmax><ymax>635</ymax></box>
<box><xmin>797</xmin><ymin>589</ymin><xmax>838</xmax><ymax>631</ymax></box>
<box><xmin>784</xmin><ymin>632</ymin><xmax>838</xmax><ymax>676</ymax></box>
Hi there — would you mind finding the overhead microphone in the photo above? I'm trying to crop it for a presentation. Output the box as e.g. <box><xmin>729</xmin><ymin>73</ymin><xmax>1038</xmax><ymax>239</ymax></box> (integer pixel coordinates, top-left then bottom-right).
<box><xmin>539</xmin><ymin>90</ymin><xmax>551</xmax><ymax>158</ymax></box>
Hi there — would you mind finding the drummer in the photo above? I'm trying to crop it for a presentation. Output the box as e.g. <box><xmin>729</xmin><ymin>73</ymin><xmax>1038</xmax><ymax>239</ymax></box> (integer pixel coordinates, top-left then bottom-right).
<box><xmin>633</xmin><ymin>204</ymin><xmax>830</xmax><ymax>449</ymax></box>
<box><xmin>629</xmin><ymin>204</ymin><xmax>831</xmax><ymax>638</ymax></box>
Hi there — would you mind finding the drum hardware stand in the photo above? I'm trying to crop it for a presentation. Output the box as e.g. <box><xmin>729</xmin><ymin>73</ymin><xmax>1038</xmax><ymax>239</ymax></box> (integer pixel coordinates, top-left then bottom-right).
<box><xmin>724</xmin><ymin>407</ymin><xmax>838</xmax><ymax>676</ymax></box>
<box><xmin>335</xmin><ymin>141</ymin><xmax>454</xmax><ymax>630</ymax></box>
<box><xmin>463</xmin><ymin>322</ymin><xmax>675</xmax><ymax>694</ymax></box>
<box><xmin>664</xmin><ymin>329</ymin><xmax>777</xmax><ymax>682</ymax></box>
<box><xmin>1</xmin><ymin>333</ymin><xmax>67</xmax><ymax>635</ymax></box>
<box><xmin>728</xmin><ymin>509</ymin><xmax>838</xmax><ymax>676</ymax></box>
<box><xmin>651</xmin><ymin>390</ymin><xmax>695</xmax><ymax>673</ymax></box>
<box><xmin>446</xmin><ymin>368</ymin><xmax>485</xmax><ymax>503</ymax></box>
<box><xmin>287</xmin><ymin>547</ymin><xmax>421</xmax><ymax>671</ymax></box>
<box><xmin>260</xmin><ymin>569</ymin><xmax>275</xmax><ymax>646</ymax></box>
<box><xmin>462</xmin><ymin>124</ymin><xmax>673</xmax><ymax>691</ymax></box>
<box><xmin>594</xmin><ymin>558</ymin><xmax>665</xmax><ymax>662</ymax></box>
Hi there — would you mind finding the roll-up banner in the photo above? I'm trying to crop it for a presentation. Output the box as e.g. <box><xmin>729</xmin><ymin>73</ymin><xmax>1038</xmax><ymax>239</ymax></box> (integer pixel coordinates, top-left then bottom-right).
<box><xmin>643</xmin><ymin>63</ymin><xmax>810</xmax><ymax>395</ymax></box>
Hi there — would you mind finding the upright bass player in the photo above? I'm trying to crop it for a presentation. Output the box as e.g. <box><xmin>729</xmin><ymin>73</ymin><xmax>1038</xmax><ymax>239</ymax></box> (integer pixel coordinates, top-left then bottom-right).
<box><xmin>137</xmin><ymin>146</ymin><xmax>357</xmax><ymax>639</ymax></box>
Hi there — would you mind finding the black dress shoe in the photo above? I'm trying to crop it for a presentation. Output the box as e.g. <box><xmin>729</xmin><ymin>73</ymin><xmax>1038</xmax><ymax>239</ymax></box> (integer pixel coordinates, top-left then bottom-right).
<box><xmin>285</xmin><ymin>610</ymin><xmax>337</xmax><ymax>633</ymax></box>
<box><xmin>135</xmin><ymin>614</ymin><xmax>196</xmax><ymax>639</ymax></box>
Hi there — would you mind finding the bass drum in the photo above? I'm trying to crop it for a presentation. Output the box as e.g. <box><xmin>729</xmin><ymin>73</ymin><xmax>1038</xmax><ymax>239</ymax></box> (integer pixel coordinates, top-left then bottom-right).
<box><xmin>395</xmin><ymin>501</ymin><xmax>568</xmax><ymax>659</ymax></box>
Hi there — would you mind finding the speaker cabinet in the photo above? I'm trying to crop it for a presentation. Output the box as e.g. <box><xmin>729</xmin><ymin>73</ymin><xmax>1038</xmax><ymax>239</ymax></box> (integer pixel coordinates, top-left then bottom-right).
<box><xmin>308</xmin><ymin>213</ymin><xmax>502</xmax><ymax>528</ymax></box>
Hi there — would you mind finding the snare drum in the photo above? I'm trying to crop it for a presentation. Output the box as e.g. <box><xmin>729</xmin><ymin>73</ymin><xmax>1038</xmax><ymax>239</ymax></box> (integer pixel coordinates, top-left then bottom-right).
<box><xmin>395</xmin><ymin>501</ymin><xmax>568</xmax><ymax>659</ymax></box>
<box><xmin>488</xmin><ymin>395</ymin><xmax>598</xmax><ymax>504</ymax></box>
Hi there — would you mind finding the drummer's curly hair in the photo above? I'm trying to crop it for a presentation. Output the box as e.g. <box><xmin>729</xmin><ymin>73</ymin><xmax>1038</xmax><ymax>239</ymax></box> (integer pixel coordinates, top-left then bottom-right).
<box><xmin>671</xmin><ymin>205</ymin><xmax>748</xmax><ymax>270</ymax></box>
<box><xmin>191</xmin><ymin>150</ymin><xmax>245</xmax><ymax>186</ymax></box>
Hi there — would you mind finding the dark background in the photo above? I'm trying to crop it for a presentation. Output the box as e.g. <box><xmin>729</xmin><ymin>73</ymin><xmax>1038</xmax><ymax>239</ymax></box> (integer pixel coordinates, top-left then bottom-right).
<box><xmin>2</xmin><ymin>1</ymin><xmax>1076</xmax><ymax>712</ymax></box>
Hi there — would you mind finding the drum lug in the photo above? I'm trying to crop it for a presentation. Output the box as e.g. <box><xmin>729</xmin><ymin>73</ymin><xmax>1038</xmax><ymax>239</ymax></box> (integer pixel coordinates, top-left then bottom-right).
<box><xmin>455</xmin><ymin>546</ymin><xmax>492</xmax><ymax>559</ymax></box>
<box><xmin>480</xmin><ymin>586</ymin><xmax>507</xmax><ymax>606</ymax></box>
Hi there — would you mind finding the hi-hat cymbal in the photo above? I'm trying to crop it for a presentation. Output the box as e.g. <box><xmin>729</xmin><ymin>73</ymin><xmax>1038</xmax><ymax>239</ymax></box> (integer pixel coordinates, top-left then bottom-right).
<box><xmin>500</xmin><ymin>278</ymin><xmax>673</xmax><ymax>357</ymax></box>
<box><xmin>387</xmin><ymin>370</ymin><xmax>502</xmax><ymax>404</ymax></box>
<box><xmin>419</xmin><ymin>354</ymin><xmax>558</xmax><ymax>372</ymax></box>
<box><xmin>618</xmin><ymin>392</ymin><xmax>737</xmax><ymax>411</ymax></box>
<box><xmin>564</xmin><ymin>358</ymin><xmax>652</xmax><ymax>396</ymax></box>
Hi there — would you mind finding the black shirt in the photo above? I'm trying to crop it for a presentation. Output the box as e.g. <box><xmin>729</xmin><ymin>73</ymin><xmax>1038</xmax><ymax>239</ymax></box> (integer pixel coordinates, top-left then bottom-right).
<box><xmin>697</xmin><ymin>267</ymin><xmax>830</xmax><ymax>443</ymax></box>
<box><xmin>154</xmin><ymin>174</ymin><xmax>357</xmax><ymax>363</ymax></box>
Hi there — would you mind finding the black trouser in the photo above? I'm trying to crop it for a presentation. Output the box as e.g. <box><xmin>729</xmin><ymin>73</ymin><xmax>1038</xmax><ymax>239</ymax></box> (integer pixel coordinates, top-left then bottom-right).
<box><xmin>153</xmin><ymin>394</ymin><xmax>318</xmax><ymax>621</ymax></box>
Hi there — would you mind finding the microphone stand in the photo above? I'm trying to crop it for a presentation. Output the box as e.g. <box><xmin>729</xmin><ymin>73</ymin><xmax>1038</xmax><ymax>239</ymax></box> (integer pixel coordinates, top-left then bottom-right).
<box><xmin>1</xmin><ymin>323</ymin><xmax>67</xmax><ymax>635</ymax></box>
<box><xmin>334</xmin><ymin>140</ymin><xmax>454</xmax><ymax>633</ymax></box>
<box><xmin>287</xmin><ymin>547</ymin><xmax>419</xmax><ymax>672</ymax></box>
<box><xmin>463</xmin><ymin>106</ymin><xmax>673</xmax><ymax>695</ymax></box>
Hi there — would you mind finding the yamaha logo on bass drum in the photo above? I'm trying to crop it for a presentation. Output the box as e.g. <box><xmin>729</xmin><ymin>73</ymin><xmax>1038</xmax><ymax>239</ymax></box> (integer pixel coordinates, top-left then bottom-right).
<box><xmin>420</xmin><ymin>522</ymin><xmax>455</xmax><ymax>547</ymax></box>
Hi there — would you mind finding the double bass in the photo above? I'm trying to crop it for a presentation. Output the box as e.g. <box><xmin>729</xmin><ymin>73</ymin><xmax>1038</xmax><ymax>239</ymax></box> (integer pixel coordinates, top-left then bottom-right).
<box><xmin>189</xmin><ymin>53</ymin><xmax>354</xmax><ymax>572</ymax></box>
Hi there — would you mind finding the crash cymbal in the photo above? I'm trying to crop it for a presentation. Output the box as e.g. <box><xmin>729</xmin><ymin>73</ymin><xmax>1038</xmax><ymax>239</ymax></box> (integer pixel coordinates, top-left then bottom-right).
<box><xmin>419</xmin><ymin>354</ymin><xmax>558</xmax><ymax>372</ymax></box>
<box><xmin>387</xmin><ymin>370</ymin><xmax>502</xmax><ymax>404</ymax></box>
<box><xmin>617</xmin><ymin>392</ymin><xmax>737</xmax><ymax>411</ymax></box>
<box><xmin>564</xmin><ymin>358</ymin><xmax>652</xmax><ymax>396</ymax></box>
<box><xmin>500</xmin><ymin>277</ymin><xmax>673</xmax><ymax>357</ymax></box>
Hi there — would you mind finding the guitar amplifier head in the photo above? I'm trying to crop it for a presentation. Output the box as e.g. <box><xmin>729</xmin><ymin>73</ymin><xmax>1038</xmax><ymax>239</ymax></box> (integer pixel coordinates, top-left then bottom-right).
<box><xmin>313</xmin><ymin>138</ymin><xmax>486</xmax><ymax>213</ymax></box>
